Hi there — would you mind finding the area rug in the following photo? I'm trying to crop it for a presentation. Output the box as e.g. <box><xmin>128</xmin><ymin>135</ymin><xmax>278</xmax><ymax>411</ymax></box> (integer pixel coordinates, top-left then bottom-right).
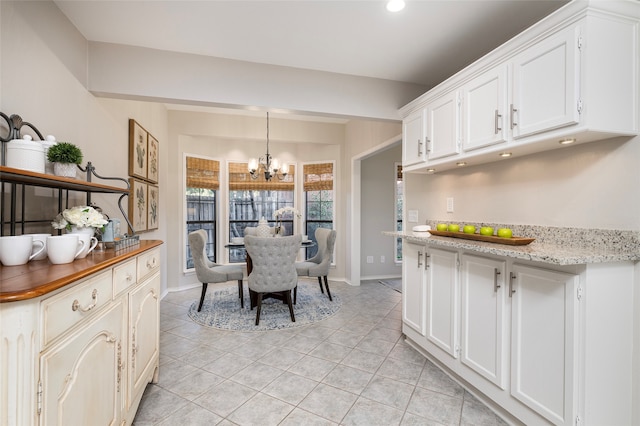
<box><xmin>188</xmin><ymin>281</ymin><xmax>341</xmax><ymax>331</ymax></box>
<box><xmin>379</xmin><ymin>279</ymin><xmax>402</xmax><ymax>293</ymax></box>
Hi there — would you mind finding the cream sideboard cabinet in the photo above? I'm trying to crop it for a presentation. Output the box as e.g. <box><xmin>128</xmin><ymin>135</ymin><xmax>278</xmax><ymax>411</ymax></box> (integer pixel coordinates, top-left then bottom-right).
<box><xmin>0</xmin><ymin>241</ymin><xmax>162</xmax><ymax>426</ymax></box>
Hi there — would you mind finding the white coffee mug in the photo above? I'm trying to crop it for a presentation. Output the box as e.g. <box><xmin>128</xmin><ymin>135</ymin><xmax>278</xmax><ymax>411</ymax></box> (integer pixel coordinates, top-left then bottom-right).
<box><xmin>24</xmin><ymin>233</ymin><xmax>51</xmax><ymax>261</ymax></box>
<box><xmin>76</xmin><ymin>233</ymin><xmax>98</xmax><ymax>259</ymax></box>
<box><xmin>302</xmin><ymin>234</ymin><xmax>309</xmax><ymax>241</ymax></box>
<box><xmin>0</xmin><ymin>235</ymin><xmax>45</xmax><ymax>266</ymax></box>
<box><xmin>47</xmin><ymin>235</ymin><xmax>86</xmax><ymax>265</ymax></box>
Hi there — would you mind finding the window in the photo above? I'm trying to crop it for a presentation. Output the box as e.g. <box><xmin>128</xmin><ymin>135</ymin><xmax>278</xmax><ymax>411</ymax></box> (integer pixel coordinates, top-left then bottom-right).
<box><xmin>303</xmin><ymin>162</ymin><xmax>334</xmax><ymax>258</ymax></box>
<box><xmin>395</xmin><ymin>163</ymin><xmax>403</xmax><ymax>262</ymax></box>
<box><xmin>228</xmin><ymin>162</ymin><xmax>295</xmax><ymax>263</ymax></box>
<box><xmin>185</xmin><ymin>156</ymin><xmax>219</xmax><ymax>270</ymax></box>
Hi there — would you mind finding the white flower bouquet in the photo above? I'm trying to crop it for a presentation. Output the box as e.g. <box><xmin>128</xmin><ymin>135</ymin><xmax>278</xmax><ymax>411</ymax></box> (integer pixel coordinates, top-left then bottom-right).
<box><xmin>51</xmin><ymin>206</ymin><xmax>108</xmax><ymax>231</ymax></box>
<box><xmin>273</xmin><ymin>206</ymin><xmax>301</xmax><ymax>220</ymax></box>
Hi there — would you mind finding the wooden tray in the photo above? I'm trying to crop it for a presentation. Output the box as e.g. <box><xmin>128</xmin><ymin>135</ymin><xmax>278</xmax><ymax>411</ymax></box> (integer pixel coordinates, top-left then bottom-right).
<box><xmin>428</xmin><ymin>230</ymin><xmax>535</xmax><ymax>246</ymax></box>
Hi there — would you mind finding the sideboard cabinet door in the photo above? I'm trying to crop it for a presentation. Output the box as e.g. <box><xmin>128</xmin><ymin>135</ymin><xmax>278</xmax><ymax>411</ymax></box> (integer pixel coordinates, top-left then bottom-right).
<box><xmin>39</xmin><ymin>301</ymin><xmax>125</xmax><ymax>426</ymax></box>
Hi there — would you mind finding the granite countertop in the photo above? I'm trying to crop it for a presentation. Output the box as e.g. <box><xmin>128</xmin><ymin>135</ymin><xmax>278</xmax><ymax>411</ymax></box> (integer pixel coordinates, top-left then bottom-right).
<box><xmin>385</xmin><ymin>223</ymin><xmax>640</xmax><ymax>265</ymax></box>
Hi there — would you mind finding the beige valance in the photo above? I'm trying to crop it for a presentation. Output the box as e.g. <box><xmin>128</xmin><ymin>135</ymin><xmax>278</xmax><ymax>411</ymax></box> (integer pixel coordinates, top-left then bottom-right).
<box><xmin>229</xmin><ymin>162</ymin><xmax>295</xmax><ymax>191</ymax></box>
<box><xmin>186</xmin><ymin>157</ymin><xmax>219</xmax><ymax>190</ymax></box>
<box><xmin>303</xmin><ymin>163</ymin><xmax>334</xmax><ymax>191</ymax></box>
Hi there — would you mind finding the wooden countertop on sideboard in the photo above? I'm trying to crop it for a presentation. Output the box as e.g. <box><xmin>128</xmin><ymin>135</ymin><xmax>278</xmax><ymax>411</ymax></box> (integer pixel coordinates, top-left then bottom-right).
<box><xmin>0</xmin><ymin>240</ymin><xmax>163</xmax><ymax>303</ymax></box>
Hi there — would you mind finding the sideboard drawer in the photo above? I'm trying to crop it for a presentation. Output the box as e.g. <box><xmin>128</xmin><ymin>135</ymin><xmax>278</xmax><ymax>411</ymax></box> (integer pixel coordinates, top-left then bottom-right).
<box><xmin>137</xmin><ymin>248</ymin><xmax>160</xmax><ymax>281</ymax></box>
<box><xmin>114</xmin><ymin>259</ymin><xmax>137</xmax><ymax>297</ymax></box>
<box><xmin>41</xmin><ymin>270</ymin><xmax>113</xmax><ymax>347</ymax></box>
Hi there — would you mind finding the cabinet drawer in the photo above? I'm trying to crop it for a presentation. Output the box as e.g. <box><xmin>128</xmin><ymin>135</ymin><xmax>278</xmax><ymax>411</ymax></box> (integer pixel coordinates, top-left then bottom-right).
<box><xmin>41</xmin><ymin>269</ymin><xmax>113</xmax><ymax>347</ymax></box>
<box><xmin>114</xmin><ymin>259</ymin><xmax>137</xmax><ymax>296</ymax></box>
<box><xmin>137</xmin><ymin>248</ymin><xmax>160</xmax><ymax>281</ymax></box>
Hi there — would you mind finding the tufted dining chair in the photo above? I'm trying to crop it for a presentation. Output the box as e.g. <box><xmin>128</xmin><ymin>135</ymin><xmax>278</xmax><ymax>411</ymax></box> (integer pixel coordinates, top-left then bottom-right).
<box><xmin>244</xmin><ymin>234</ymin><xmax>302</xmax><ymax>325</ymax></box>
<box><xmin>295</xmin><ymin>228</ymin><xmax>336</xmax><ymax>301</ymax></box>
<box><xmin>188</xmin><ymin>230</ymin><xmax>245</xmax><ymax>311</ymax></box>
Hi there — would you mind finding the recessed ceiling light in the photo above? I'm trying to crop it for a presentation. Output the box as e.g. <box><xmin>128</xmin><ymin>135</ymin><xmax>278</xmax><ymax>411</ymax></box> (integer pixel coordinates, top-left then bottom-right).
<box><xmin>386</xmin><ymin>0</ymin><xmax>405</xmax><ymax>12</ymax></box>
<box><xmin>499</xmin><ymin>152</ymin><xmax>512</xmax><ymax>157</ymax></box>
<box><xmin>559</xmin><ymin>138</ymin><xmax>576</xmax><ymax>145</ymax></box>
<box><xmin>456</xmin><ymin>162</ymin><xmax>467</xmax><ymax>167</ymax></box>
<box><xmin>426</xmin><ymin>168</ymin><xmax>436</xmax><ymax>173</ymax></box>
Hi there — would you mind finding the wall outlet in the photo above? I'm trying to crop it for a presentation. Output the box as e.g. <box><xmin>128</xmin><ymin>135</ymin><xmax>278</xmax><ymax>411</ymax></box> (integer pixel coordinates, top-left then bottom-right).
<box><xmin>408</xmin><ymin>210</ymin><xmax>419</xmax><ymax>223</ymax></box>
<box><xmin>366</xmin><ymin>256</ymin><xmax>374</xmax><ymax>264</ymax></box>
<box><xmin>380</xmin><ymin>255</ymin><xmax>385</xmax><ymax>263</ymax></box>
<box><xmin>446</xmin><ymin>197</ymin><xmax>454</xmax><ymax>213</ymax></box>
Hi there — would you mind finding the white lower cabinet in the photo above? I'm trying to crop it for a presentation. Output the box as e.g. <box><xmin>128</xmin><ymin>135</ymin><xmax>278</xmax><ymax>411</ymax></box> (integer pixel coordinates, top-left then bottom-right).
<box><xmin>403</xmin><ymin>249</ymin><xmax>588</xmax><ymax>425</ymax></box>
<box><xmin>509</xmin><ymin>264</ymin><xmax>579</xmax><ymax>425</ymax></box>
<box><xmin>460</xmin><ymin>254</ymin><xmax>507</xmax><ymax>389</ymax></box>
<box><xmin>402</xmin><ymin>242</ymin><xmax>427</xmax><ymax>335</ymax></box>
<box><xmin>425</xmin><ymin>248</ymin><xmax>459</xmax><ymax>358</ymax></box>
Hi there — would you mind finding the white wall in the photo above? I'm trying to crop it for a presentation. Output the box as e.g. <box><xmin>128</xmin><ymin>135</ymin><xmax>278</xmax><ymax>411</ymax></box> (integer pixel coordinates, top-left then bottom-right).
<box><xmin>360</xmin><ymin>143</ymin><xmax>402</xmax><ymax>280</ymax></box>
<box><xmin>1</xmin><ymin>0</ymin><xmax>170</xmax><ymax>294</ymax></box>
<box><xmin>406</xmin><ymin>136</ymin><xmax>640</xmax><ymax>230</ymax></box>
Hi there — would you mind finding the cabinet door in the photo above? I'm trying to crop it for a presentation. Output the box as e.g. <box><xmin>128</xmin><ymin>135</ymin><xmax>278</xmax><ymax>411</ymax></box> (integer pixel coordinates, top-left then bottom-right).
<box><xmin>402</xmin><ymin>242</ymin><xmax>427</xmax><ymax>335</ymax></box>
<box><xmin>511</xmin><ymin>24</ymin><xmax>580</xmax><ymax>139</ymax></box>
<box><xmin>460</xmin><ymin>254</ymin><xmax>507</xmax><ymax>389</ymax></box>
<box><xmin>40</xmin><ymin>301</ymin><xmax>124</xmax><ymax>426</ymax></box>
<box><xmin>462</xmin><ymin>65</ymin><xmax>508</xmax><ymax>151</ymax></box>
<box><xmin>426</xmin><ymin>248</ymin><xmax>459</xmax><ymax>358</ymax></box>
<box><xmin>402</xmin><ymin>109</ymin><xmax>426</xmax><ymax>166</ymax></box>
<box><xmin>128</xmin><ymin>272</ymin><xmax>160</xmax><ymax>410</ymax></box>
<box><xmin>510</xmin><ymin>264</ymin><xmax>579</xmax><ymax>426</ymax></box>
<box><xmin>427</xmin><ymin>91</ymin><xmax>460</xmax><ymax>160</ymax></box>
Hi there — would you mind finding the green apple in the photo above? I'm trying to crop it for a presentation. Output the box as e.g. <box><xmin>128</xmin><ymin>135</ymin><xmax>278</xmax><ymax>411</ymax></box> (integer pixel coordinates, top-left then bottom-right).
<box><xmin>448</xmin><ymin>224</ymin><xmax>460</xmax><ymax>232</ymax></box>
<box><xmin>480</xmin><ymin>227</ymin><xmax>494</xmax><ymax>236</ymax></box>
<box><xmin>436</xmin><ymin>223</ymin><xmax>448</xmax><ymax>231</ymax></box>
<box><xmin>497</xmin><ymin>228</ymin><xmax>513</xmax><ymax>238</ymax></box>
<box><xmin>463</xmin><ymin>225</ymin><xmax>476</xmax><ymax>234</ymax></box>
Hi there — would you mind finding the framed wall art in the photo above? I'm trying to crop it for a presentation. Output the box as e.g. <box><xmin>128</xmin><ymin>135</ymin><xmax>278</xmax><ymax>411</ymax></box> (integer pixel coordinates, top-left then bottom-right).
<box><xmin>129</xmin><ymin>178</ymin><xmax>148</xmax><ymax>233</ymax></box>
<box><xmin>129</xmin><ymin>119</ymin><xmax>148</xmax><ymax>180</ymax></box>
<box><xmin>147</xmin><ymin>184</ymin><xmax>159</xmax><ymax>231</ymax></box>
<box><xmin>147</xmin><ymin>134</ymin><xmax>159</xmax><ymax>184</ymax></box>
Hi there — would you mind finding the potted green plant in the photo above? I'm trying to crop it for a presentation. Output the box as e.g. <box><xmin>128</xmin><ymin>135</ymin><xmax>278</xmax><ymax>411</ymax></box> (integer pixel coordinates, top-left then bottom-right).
<box><xmin>46</xmin><ymin>142</ymin><xmax>83</xmax><ymax>177</ymax></box>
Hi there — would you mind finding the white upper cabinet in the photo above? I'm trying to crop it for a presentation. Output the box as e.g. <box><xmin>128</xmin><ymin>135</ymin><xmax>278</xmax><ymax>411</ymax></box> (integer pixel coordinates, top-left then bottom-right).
<box><xmin>511</xmin><ymin>24</ymin><xmax>579</xmax><ymax>139</ymax></box>
<box><xmin>426</xmin><ymin>91</ymin><xmax>461</xmax><ymax>160</ymax></box>
<box><xmin>402</xmin><ymin>109</ymin><xmax>426</xmax><ymax>166</ymax></box>
<box><xmin>462</xmin><ymin>65</ymin><xmax>508</xmax><ymax>151</ymax></box>
<box><xmin>400</xmin><ymin>1</ymin><xmax>639</xmax><ymax>172</ymax></box>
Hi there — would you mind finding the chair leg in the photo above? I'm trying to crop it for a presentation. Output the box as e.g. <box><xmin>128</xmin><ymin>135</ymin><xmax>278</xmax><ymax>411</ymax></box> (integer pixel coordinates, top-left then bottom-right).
<box><xmin>285</xmin><ymin>290</ymin><xmax>295</xmax><ymax>322</ymax></box>
<box><xmin>255</xmin><ymin>293</ymin><xmax>263</xmax><ymax>325</ymax></box>
<box><xmin>324</xmin><ymin>276</ymin><xmax>333</xmax><ymax>301</ymax></box>
<box><xmin>197</xmin><ymin>283</ymin><xmax>209</xmax><ymax>312</ymax></box>
<box><xmin>317</xmin><ymin>277</ymin><xmax>324</xmax><ymax>294</ymax></box>
<box><xmin>293</xmin><ymin>285</ymin><xmax>297</xmax><ymax>305</ymax></box>
<box><xmin>237</xmin><ymin>279</ymin><xmax>244</xmax><ymax>309</ymax></box>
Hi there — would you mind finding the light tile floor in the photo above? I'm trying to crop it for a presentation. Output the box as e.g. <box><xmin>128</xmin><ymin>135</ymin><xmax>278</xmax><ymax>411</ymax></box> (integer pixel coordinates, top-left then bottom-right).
<box><xmin>133</xmin><ymin>279</ymin><xmax>508</xmax><ymax>426</ymax></box>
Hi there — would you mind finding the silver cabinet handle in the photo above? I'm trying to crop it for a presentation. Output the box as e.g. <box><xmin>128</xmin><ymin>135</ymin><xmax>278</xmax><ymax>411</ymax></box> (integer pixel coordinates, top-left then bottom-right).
<box><xmin>509</xmin><ymin>272</ymin><xmax>516</xmax><ymax>297</ymax></box>
<box><xmin>494</xmin><ymin>110</ymin><xmax>502</xmax><ymax>134</ymax></box>
<box><xmin>510</xmin><ymin>104</ymin><xmax>518</xmax><ymax>129</ymax></box>
<box><xmin>72</xmin><ymin>289</ymin><xmax>98</xmax><ymax>312</ymax></box>
<box><xmin>494</xmin><ymin>268</ymin><xmax>501</xmax><ymax>292</ymax></box>
<box><xmin>425</xmin><ymin>137</ymin><xmax>431</xmax><ymax>153</ymax></box>
<box><xmin>425</xmin><ymin>253</ymin><xmax>430</xmax><ymax>270</ymax></box>
<box><xmin>417</xmin><ymin>139</ymin><xmax>422</xmax><ymax>156</ymax></box>
<box><xmin>417</xmin><ymin>251</ymin><xmax>423</xmax><ymax>268</ymax></box>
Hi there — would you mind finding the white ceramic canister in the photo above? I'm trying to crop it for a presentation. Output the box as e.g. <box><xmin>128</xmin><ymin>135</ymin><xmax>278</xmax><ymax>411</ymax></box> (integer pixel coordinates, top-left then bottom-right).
<box><xmin>6</xmin><ymin>135</ymin><xmax>45</xmax><ymax>173</ymax></box>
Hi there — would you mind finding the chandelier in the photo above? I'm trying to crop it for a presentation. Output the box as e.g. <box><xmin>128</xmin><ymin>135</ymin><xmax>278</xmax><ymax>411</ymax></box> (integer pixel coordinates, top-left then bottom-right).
<box><xmin>248</xmin><ymin>112</ymin><xmax>289</xmax><ymax>181</ymax></box>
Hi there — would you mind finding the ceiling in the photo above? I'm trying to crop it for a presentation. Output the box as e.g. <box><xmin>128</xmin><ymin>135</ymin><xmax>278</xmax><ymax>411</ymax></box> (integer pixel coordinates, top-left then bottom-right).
<box><xmin>53</xmin><ymin>0</ymin><xmax>568</xmax><ymax>119</ymax></box>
